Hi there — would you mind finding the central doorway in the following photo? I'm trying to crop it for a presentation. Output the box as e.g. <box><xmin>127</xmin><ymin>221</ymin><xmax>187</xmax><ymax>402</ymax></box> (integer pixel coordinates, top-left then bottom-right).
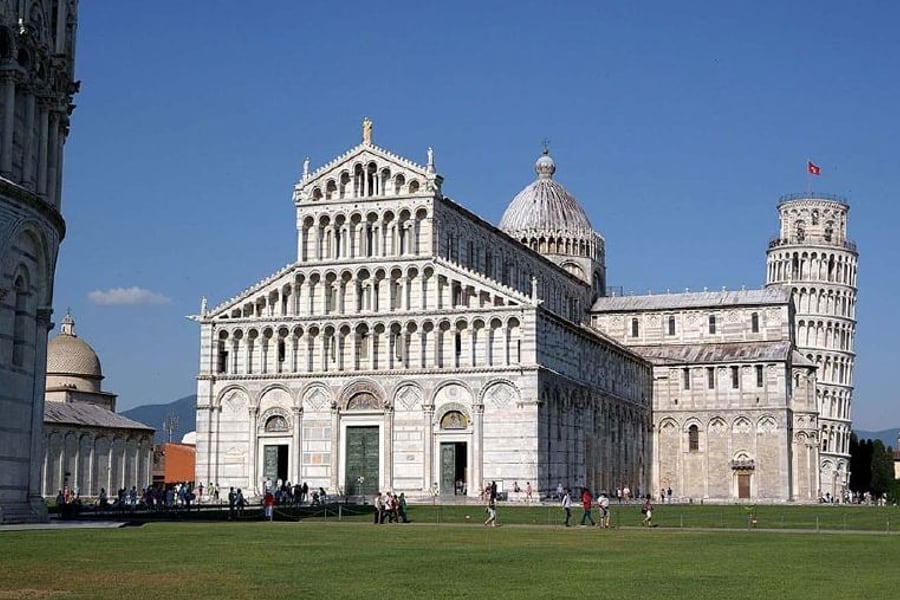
<box><xmin>345</xmin><ymin>426</ymin><xmax>379</xmax><ymax>497</ymax></box>
<box><xmin>263</xmin><ymin>444</ymin><xmax>288</xmax><ymax>484</ymax></box>
<box><xmin>440</xmin><ymin>442</ymin><xmax>468</xmax><ymax>496</ymax></box>
<box><xmin>737</xmin><ymin>473</ymin><xmax>751</xmax><ymax>499</ymax></box>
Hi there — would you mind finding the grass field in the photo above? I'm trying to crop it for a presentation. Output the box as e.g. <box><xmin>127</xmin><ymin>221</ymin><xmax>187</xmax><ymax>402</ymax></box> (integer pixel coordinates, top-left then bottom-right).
<box><xmin>2</xmin><ymin>505</ymin><xmax>900</xmax><ymax>599</ymax></box>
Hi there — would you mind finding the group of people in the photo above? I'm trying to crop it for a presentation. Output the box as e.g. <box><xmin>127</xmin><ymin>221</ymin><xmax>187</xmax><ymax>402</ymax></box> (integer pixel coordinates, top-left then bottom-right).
<box><xmin>560</xmin><ymin>488</ymin><xmax>654</xmax><ymax>527</ymax></box>
<box><xmin>372</xmin><ymin>491</ymin><xmax>409</xmax><ymax>524</ymax></box>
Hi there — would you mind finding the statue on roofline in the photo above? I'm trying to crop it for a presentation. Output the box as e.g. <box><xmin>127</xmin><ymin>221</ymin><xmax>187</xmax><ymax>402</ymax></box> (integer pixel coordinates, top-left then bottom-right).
<box><xmin>362</xmin><ymin>117</ymin><xmax>373</xmax><ymax>144</ymax></box>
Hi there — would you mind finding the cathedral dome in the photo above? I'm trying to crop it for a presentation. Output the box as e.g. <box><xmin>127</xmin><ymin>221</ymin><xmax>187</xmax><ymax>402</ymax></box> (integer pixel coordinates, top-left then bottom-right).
<box><xmin>499</xmin><ymin>150</ymin><xmax>594</xmax><ymax>235</ymax></box>
<box><xmin>46</xmin><ymin>313</ymin><xmax>102</xmax><ymax>383</ymax></box>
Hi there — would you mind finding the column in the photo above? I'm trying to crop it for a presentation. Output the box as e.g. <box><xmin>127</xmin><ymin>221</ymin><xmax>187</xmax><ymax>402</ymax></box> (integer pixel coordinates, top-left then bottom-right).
<box><xmin>423</xmin><ymin>405</ymin><xmax>434</xmax><ymax>493</ymax></box>
<box><xmin>292</xmin><ymin>407</ymin><xmax>303</xmax><ymax>484</ymax></box>
<box><xmin>22</xmin><ymin>92</ymin><xmax>35</xmax><ymax>187</ymax></box>
<box><xmin>248</xmin><ymin>407</ymin><xmax>258</xmax><ymax>493</ymax></box>
<box><xmin>401</xmin><ymin>277</ymin><xmax>409</xmax><ymax>311</ymax></box>
<box><xmin>37</xmin><ymin>103</ymin><xmax>48</xmax><ymax>195</ymax></box>
<box><xmin>28</xmin><ymin>308</ymin><xmax>53</xmax><ymax>508</ymax></box>
<box><xmin>383</xmin><ymin>405</ymin><xmax>394</xmax><ymax>490</ymax></box>
<box><xmin>87</xmin><ymin>436</ymin><xmax>95</xmax><ymax>496</ymax></box>
<box><xmin>330</xmin><ymin>406</ymin><xmax>340</xmax><ymax>492</ymax></box>
<box><xmin>47</xmin><ymin>111</ymin><xmax>60</xmax><ymax>206</ymax></box>
<box><xmin>297</xmin><ymin>226</ymin><xmax>305</xmax><ymax>261</ymax></box>
<box><xmin>206</xmin><ymin>404</ymin><xmax>218</xmax><ymax>489</ymax></box>
<box><xmin>472</xmin><ymin>404</ymin><xmax>484</xmax><ymax>496</ymax></box>
<box><xmin>54</xmin><ymin>122</ymin><xmax>65</xmax><ymax>207</ymax></box>
<box><xmin>0</xmin><ymin>74</ymin><xmax>15</xmax><ymax>176</ymax></box>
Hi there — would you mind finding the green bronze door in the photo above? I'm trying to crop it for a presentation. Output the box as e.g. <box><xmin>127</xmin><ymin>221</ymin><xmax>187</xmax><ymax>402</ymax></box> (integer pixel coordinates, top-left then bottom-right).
<box><xmin>345</xmin><ymin>426</ymin><xmax>379</xmax><ymax>496</ymax></box>
<box><xmin>440</xmin><ymin>443</ymin><xmax>456</xmax><ymax>496</ymax></box>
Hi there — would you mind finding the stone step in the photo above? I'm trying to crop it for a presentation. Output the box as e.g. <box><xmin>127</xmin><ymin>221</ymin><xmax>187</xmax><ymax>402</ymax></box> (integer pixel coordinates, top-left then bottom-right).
<box><xmin>0</xmin><ymin>502</ymin><xmax>43</xmax><ymax>524</ymax></box>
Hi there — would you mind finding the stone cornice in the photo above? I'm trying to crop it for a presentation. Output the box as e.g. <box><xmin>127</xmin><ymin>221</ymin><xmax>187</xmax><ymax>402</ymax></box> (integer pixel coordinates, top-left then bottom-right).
<box><xmin>198</xmin><ymin>364</ymin><xmax>539</xmax><ymax>382</ymax></box>
<box><xmin>0</xmin><ymin>177</ymin><xmax>65</xmax><ymax>238</ymax></box>
<box><xmin>198</xmin><ymin>303</ymin><xmax>529</xmax><ymax>330</ymax></box>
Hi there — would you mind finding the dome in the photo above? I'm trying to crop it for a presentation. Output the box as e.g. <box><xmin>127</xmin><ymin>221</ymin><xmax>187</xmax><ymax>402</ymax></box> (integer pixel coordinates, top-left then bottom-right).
<box><xmin>499</xmin><ymin>150</ymin><xmax>594</xmax><ymax>235</ymax></box>
<box><xmin>46</xmin><ymin>312</ymin><xmax>102</xmax><ymax>381</ymax></box>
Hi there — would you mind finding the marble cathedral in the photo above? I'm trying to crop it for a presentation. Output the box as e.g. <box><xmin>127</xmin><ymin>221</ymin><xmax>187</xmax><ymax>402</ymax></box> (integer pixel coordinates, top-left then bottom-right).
<box><xmin>194</xmin><ymin>121</ymin><xmax>857</xmax><ymax>503</ymax></box>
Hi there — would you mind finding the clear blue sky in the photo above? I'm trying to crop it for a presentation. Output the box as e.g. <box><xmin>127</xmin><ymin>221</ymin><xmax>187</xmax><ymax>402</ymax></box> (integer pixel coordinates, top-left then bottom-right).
<box><xmin>56</xmin><ymin>1</ymin><xmax>898</xmax><ymax>430</ymax></box>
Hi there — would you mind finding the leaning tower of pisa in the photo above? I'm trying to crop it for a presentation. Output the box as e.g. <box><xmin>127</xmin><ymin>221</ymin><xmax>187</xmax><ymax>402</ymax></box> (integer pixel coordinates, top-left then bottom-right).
<box><xmin>766</xmin><ymin>193</ymin><xmax>858</xmax><ymax>499</ymax></box>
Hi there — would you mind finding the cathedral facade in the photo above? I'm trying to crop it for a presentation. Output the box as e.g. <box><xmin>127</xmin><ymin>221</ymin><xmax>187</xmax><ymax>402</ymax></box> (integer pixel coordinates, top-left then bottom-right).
<box><xmin>0</xmin><ymin>0</ymin><xmax>78</xmax><ymax>523</ymax></box>
<box><xmin>194</xmin><ymin>122</ymin><xmax>651</xmax><ymax>500</ymax></box>
<box><xmin>195</xmin><ymin>122</ymin><xmax>856</xmax><ymax>503</ymax></box>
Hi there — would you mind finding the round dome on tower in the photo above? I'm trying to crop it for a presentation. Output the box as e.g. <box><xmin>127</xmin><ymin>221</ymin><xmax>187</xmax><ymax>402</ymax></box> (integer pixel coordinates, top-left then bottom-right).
<box><xmin>46</xmin><ymin>312</ymin><xmax>103</xmax><ymax>392</ymax></box>
<box><xmin>499</xmin><ymin>150</ymin><xmax>594</xmax><ymax>235</ymax></box>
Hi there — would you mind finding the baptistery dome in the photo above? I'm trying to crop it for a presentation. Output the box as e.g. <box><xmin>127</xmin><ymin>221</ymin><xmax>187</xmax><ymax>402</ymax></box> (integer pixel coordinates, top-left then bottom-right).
<box><xmin>46</xmin><ymin>312</ymin><xmax>103</xmax><ymax>392</ymax></box>
<box><xmin>499</xmin><ymin>150</ymin><xmax>594</xmax><ymax>235</ymax></box>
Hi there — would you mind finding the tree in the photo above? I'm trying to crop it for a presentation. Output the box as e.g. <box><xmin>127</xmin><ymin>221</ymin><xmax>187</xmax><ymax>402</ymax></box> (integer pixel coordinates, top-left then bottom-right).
<box><xmin>870</xmin><ymin>440</ymin><xmax>894</xmax><ymax>497</ymax></box>
<box><xmin>849</xmin><ymin>433</ymin><xmax>873</xmax><ymax>493</ymax></box>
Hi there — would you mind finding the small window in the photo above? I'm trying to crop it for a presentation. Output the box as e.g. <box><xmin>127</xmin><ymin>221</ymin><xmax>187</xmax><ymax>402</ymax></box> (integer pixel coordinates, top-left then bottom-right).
<box><xmin>731</xmin><ymin>366</ymin><xmax>739</xmax><ymax>389</ymax></box>
<box><xmin>751</xmin><ymin>312</ymin><xmax>759</xmax><ymax>333</ymax></box>
<box><xmin>668</xmin><ymin>316</ymin><xmax>675</xmax><ymax>336</ymax></box>
<box><xmin>278</xmin><ymin>340</ymin><xmax>286</xmax><ymax>363</ymax></box>
<box><xmin>683</xmin><ymin>368</ymin><xmax>691</xmax><ymax>390</ymax></box>
<box><xmin>217</xmin><ymin>342</ymin><xmax>228</xmax><ymax>374</ymax></box>
<box><xmin>631</xmin><ymin>318</ymin><xmax>639</xmax><ymax>337</ymax></box>
<box><xmin>688</xmin><ymin>425</ymin><xmax>699</xmax><ymax>452</ymax></box>
<box><xmin>707</xmin><ymin>367</ymin><xmax>715</xmax><ymax>389</ymax></box>
<box><xmin>708</xmin><ymin>315</ymin><xmax>716</xmax><ymax>334</ymax></box>
<box><xmin>756</xmin><ymin>365</ymin><xmax>764</xmax><ymax>388</ymax></box>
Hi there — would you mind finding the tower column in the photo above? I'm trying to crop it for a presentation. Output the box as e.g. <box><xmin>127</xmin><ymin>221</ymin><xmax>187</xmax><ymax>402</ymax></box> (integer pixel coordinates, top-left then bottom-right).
<box><xmin>1</xmin><ymin>74</ymin><xmax>15</xmax><ymax>176</ymax></box>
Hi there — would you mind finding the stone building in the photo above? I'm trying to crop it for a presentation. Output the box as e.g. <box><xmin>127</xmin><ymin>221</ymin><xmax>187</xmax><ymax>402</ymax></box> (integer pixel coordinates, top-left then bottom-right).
<box><xmin>591</xmin><ymin>290</ymin><xmax>820</xmax><ymax>502</ymax></box>
<box><xmin>42</xmin><ymin>313</ymin><xmax>154</xmax><ymax>499</ymax></box>
<box><xmin>194</xmin><ymin>123</ymin><xmax>652</xmax><ymax>500</ymax></box>
<box><xmin>765</xmin><ymin>194</ymin><xmax>858</xmax><ymax>498</ymax></box>
<box><xmin>194</xmin><ymin>121</ymin><xmax>859</xmax><ymax>504</ymax></box>
<box><xmin>0</xmin><ymin>0</ymin><xmax>78</xmax><ymax>523</ymax></box>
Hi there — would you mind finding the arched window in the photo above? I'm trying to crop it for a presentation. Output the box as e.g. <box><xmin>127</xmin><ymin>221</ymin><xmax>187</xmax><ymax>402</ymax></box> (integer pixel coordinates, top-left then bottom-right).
<box><xmin>751</xmin><ymin>312</ymin><xmax>759</xmax><ymax>333</ymax></box>
<box><xmin>688</xmin><ymin>425</ymin><xmax>699</xmax><ymax>452</ymax></box>
<box><xmin>708</xmin><ymin>315</ymin><xmax>716</xmax><ymax>334</ymax></box>
<box><xmin>631</xmin><ymin>318</ymin><xmax>639</xmax><ymax>337</ymax></box>
<box><xmin>668</xmin><ymin>316</ymin><xmax>676</xmax><ymax>336</ymax></box>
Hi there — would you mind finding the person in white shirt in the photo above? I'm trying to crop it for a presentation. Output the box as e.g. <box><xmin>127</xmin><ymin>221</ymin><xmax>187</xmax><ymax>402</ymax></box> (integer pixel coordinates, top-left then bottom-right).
<box><xmin>562</xmin><ymin>489</ymin><xmax>572</xmax><ymax>527</ymax></box>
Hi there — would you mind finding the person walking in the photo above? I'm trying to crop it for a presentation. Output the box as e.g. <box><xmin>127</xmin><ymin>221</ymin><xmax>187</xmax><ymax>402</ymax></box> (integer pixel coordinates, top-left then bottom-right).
<box><xmin>484</xmin><ymin>496</ymin><xmax>497</xmax><ymax>527</ymax></box>
<box><xmin>598</xmin><ymin>491</ymin><xmax>611</xmax><ymax>528</ymax></box>
<box><xmin>263</xmin><ymin>490</ymin><xmax>275</xmax><ymax>521</ymax></box>
<box><xmin>562</xmin><ymin>489</ymin><xmax>572</xmax><ymax>527</ymax></box>
<box><xmin>398</xmin><ymin>492</ymin><xmax>409</xmax><ymax>523</ymax></box>
<box><xmin>580</xmin><ymin>487</ymin><xmax>596</xmax><ymax>526</ymax></box>
<box><xmin>641</xmin><ymin>494</ymin><xmax>653</xmax><ymax>527</ymax></box>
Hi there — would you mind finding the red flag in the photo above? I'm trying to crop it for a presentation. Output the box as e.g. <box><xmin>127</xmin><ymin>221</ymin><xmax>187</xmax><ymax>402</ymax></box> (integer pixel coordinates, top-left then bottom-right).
<box><xmin>807</xmin><ymin>161</ymin><xmax>821</xmax><ymax>176</ymax></box>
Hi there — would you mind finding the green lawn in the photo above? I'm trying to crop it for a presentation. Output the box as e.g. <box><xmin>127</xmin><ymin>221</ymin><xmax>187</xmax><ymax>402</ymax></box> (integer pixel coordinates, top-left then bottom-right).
<box><xmin>3</xmin><ymin>505</ymin><xmax>900</xmax><ymax>599</ymax></box>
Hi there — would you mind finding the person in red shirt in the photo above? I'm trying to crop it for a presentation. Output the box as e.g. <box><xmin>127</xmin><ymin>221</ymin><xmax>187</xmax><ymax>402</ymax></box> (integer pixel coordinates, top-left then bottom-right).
<box><xmin>580</xmin><ymin>487</ymin><xmax>596</xmax><ymax>526</ymax></box>
<box><xmin>263</xmin><ymin>490</ymin><xmax>275</xmax><ymax>521</ymax></box>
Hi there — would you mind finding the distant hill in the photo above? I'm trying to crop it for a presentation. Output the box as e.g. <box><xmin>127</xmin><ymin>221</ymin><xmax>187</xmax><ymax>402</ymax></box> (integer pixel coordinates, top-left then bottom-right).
<box><xmin>122</xmin><ymin>394</ymin><xmax>196</xmax><ymax>444</ymax></box>
<box><xmin>854</xmin><ymin>428</ymin><xmax>900</xmax><ymax>449</ymax></box>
